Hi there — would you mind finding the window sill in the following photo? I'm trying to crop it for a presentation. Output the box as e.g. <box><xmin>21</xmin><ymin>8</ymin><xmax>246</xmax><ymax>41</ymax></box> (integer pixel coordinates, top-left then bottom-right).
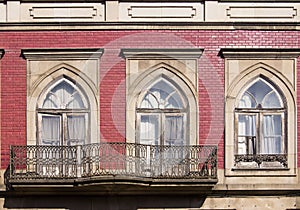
<box><xmin>232</xmin><ymin>167</ymin><xmax>290</xmax><ymax>171</ymax></box>
<box><xmin>226</xmin><ymin>159</ymin><xmax>296</xmax><ymax>177</ymax></box>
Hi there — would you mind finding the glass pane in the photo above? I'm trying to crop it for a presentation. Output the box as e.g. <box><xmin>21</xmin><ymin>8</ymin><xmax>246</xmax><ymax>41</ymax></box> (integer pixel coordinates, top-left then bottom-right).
<box><xmin>42</xmin><ymin>81</ymin><xmax>85</xmax><ymax>109</ymax></box>
<box><xmin>262</xmin><ymin>91</ymin><xmax>282</xmax><ymax>108</ymax></box>
<box><xmin>140</xmin><ymin>93</ymin><xmax>159</xmax><ymax>108</ymax></box>
<box><xmin>261</xmin><ymin>115</ymin><xmax>282</xmax><ymax>154</ymax></box>
<box><xmin>238</xmin><ymin>115</ymin><xmax>256</xmax><ymax>136</ymax></box>
<box><xmin>165</xmin><ymin>92</ymin><xmax>183</xmax><ymax>109</ymax></box>
<box><xmin>140</xmin><ymin>115</ymin><xmax>159</xmax><ymax>145</ymax></box>
<box><xmin>237</xmin><ymin>115</ymin><xmax>257</xmax><ymax>155</ymax></box>
<box><xmin>139</xmin><ymin>80</ymin><xmax>184</xmax><ymax>109</ymax></box>
<box><xmin>41</xmin><ymin>115</ymin><xmax>61</xmax><ymax>146</ymax></box>
<box><xmin>164</xmin><ymin>115</ymin><xmax>184</xmax><ymax>146</ymax></box>
<box><xmin>67</xmin><ymin>92</ymin><xmax>85</xmax><ymax>109</ymax></box>
<box><xmin>238</xmin><ymin>79</ymin><xmax>283</xmax><ymax>109</ymax></box>
<box><xmin>247</xmin><ymin>80</ymin><xmax>272</xmax><ymax>105</ymax></box>
<box><xmin>66</xmin><ymin>115</ymin><xmax>86</xmax><ymax>146</ymax></box>
<box><xmin>238</xmin><ymin>93</ymin><xmax>256</xmax><ymax>108</ymax></box>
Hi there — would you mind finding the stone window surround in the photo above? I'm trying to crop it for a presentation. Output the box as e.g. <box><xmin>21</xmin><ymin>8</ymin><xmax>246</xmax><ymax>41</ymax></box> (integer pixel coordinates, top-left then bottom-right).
<box><xmin>221</xmin><ymin>48</ymin><xmax>300</xmax><ymax>177</ymax></box>
<box><xmin>22</xmin><ymin>48</ymin><xmax>103</xmax><ymax>146</ymax></box>
<box><xmin>121</xmin><ymin>48</ymin><xmax>203</xmax><ymax>145</ymax></box>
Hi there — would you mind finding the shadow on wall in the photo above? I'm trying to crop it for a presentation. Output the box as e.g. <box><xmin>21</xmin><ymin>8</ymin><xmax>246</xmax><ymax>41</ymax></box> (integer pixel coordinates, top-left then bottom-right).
<box><xmin>4</xmin><ymin>195</ymin><xmax>206</xmax><ymax>210</ymax></box>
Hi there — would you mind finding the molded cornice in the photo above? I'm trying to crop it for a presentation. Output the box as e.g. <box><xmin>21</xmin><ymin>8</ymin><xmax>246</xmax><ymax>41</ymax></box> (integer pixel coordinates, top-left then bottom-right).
<box><xmin>120</xmin><ymin>48</ymin><xmax>203</xmax><ymax>59</ymax></box>
<box><xmin>219</xmin><ymin>48</ymin><xmax>300</xmax><ymax>59</ymax></box>
<box><xmin>21</xmin><ymin>48</ymin><xmax>104</xmax><ymax>60</ymax></box>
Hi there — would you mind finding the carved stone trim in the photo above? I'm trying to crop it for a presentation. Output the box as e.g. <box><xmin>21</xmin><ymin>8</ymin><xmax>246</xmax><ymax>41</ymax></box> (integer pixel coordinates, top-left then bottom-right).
<box><xmin>127</xmin><ymin>6</ymin><xmax>196</xmax><ymax>18</ymax></box>
<box><xmin>120</xmin><ymin>48</ymin><xmax>203</xmax><ymax>59</ymax></box>
<box><xmin>21</xmin><ymin>48</ymin><xmax>104</xmax><ymax>60</ymax></box>
<box><xmin>220</xmin><ymin>48</ymin><xmax>300</xmax><ymax>59</ymax></box>
<box><xmin>29</xmin><ymin>6</ymin><xmax>98</xmax><ymax>19</ymax></box>
<box><xmin>226</xmin><ymin>6</ymin><xmax>297</xmax><ymax>19</ymax></box>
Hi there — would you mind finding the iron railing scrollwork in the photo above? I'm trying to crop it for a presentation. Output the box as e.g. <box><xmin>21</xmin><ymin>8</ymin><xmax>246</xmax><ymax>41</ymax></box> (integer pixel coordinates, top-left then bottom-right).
<box><xmin>235</xmin><ymin>154</ymin><xmax>287</xmax><ymax>167</ymax></box>
<box><xmin>9</xmin><ymin>143</ymin><xmax>218</xmax><ymax>181</ymax></box>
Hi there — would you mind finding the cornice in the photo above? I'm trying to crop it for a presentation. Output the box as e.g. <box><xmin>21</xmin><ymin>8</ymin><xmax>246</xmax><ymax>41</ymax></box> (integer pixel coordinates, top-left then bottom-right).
<box><xmin>21</xmin><ymin>48</ymin><xmax>104</xmax><ymax>60</ymax></box>
<box><xmin>120</xmin><ymin>48</ymin><xmax>204</xmax><ymax>59</ymax></box>
<box><xmin>219</xmin><ymin>48</ymin><xmax>300</xmax><ymax>59</ymax></box>
<box><xmin>0</xmin><ymin>22</ymin><xmax>300</xmax><ymax>31</ymax></box>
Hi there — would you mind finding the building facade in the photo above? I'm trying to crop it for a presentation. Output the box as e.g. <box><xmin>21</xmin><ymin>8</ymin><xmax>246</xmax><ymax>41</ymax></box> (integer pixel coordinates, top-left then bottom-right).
<box><xmin>1</xmin><ymin>0</ymin><xmax>300</xmax><ymax>209</ymax></box>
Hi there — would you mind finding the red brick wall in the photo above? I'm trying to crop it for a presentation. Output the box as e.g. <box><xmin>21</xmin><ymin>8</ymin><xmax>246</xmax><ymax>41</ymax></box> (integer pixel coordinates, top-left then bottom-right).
<box><xmin>0</xmin><ymin>30</ymin><xmax>299</xmax><ymax>169</ymax></box>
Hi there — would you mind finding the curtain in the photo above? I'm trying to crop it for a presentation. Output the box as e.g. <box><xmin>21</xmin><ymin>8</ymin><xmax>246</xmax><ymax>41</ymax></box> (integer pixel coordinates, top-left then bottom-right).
<box><xmin>261</xmin><ymin>115</ymin><xmax>282</xmax><ymax>154</ymax></box>
<box><xmin>140</xmin><ymin>115</ymin><xmax>159</xmax><ymax>145</ymax></box>
<box><xmin>41</xmin><ymin>115</ymin><xmax>61</xmax><ymax>146</ymax></box>
<box><xmin>164</xmin><ymin>115</ymin><xmax>184</xmax><ymax>163</ymax></box>
<box><xmin>238</xmin><ymin>115</ymin><xmax>256</xmax><ymax>154</ymax></box>
<box><xmin>67</xmin><ymin>115</ymin><xmax>86</xmax><ymax>146</ymax></box>
<box><xmin>140</xmin><ymin>115</ymin><xmax>159</xmax><ymax>173</ymax></box>
<box><xmin>165</xmin><ymin>116</ymin><xmax>184</xmax><ymax>146</ymax></box>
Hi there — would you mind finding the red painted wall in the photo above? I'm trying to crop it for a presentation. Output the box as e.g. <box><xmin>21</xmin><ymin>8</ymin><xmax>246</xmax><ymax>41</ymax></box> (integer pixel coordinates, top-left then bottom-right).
<box><xmin>0</xmin><ymin>30</ymin><xmax>299</xmax><ymax>169</ymax></box>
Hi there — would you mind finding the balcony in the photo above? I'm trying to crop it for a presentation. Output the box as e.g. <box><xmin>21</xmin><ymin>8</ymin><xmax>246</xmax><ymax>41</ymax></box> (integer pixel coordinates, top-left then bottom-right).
<box><xmin>7</xmin><ymin>143</ymin><xmax>217</xmax><ymax>194</ymax></box>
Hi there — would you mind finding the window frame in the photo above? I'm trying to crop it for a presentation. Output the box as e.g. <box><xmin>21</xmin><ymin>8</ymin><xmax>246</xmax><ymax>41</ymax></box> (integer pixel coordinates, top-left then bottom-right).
<box><xmin>234</xmin><ymin>78</ymin><xmax>287</xmax><ymax>169</ymax></box>
<box><xmin>221</xmin><ymin>48</ymin><xmax>299</xmax><ymax>177</ymax></box>
<box><xmin>234</xmin><ymin>109</ymin><xmax>286</xmax><ymax>168</ymax></box>
<box><xmin>37</xmin><ymin>78</ymin><xmax>90</xmax><ymax>146</ymax></box>
<box><xmin>136</xmin><ymin>78</ymin><xmax>188</xmax><ymax>146</ymax></box>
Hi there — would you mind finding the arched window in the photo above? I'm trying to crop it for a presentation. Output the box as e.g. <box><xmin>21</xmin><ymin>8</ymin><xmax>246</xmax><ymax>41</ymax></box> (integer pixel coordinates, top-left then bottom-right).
<box><xmin>137</xmin><ymin>78</ymin><xmax>187</xmax><ymax>146</ymax></box>
<box><xmin>37</xmin><ymin>78</ymin><xmax>89</xmax><ymax>146</ymax></box>
<box><xmin>235</xmin><ymin>78</ymin><xmax>286</xmax><ymax>165</ymax></box>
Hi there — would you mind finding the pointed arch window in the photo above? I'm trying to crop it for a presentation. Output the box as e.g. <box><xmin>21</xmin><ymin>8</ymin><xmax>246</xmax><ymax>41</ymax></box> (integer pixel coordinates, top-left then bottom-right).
<box><xmin>235</xmin><ymin>78</ymin><xmax>286</xmax><ymax>167</ymax></box>
<box><xmin>37</xmin><ymin>78</ymin><xmax>89</xmax><ymax>146</ymax></box>
<box><xmin>137</xmin><ymin>78</ymin><xmax>187</xmax><ymax>147</ymax></box>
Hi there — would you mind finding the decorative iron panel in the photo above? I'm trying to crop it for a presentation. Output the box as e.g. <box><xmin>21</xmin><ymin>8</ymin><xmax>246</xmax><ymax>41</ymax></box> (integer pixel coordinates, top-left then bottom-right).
<box><xmin>10</xmin><ymin>143</ymin><xmax>217</xmax><ymax>181</ymax></box>
<box><xmin>235</xmin><ymin>154</ymin><xmax>287</xmax><ymax>167</ymax></box>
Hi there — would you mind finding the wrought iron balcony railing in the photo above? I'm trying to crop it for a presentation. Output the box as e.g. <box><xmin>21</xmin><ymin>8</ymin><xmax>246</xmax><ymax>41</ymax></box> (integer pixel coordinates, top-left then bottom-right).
<box><xmin>9</xmin><ymin>143</ymin><xmax>217</xmax><ymax>183</ymax></box>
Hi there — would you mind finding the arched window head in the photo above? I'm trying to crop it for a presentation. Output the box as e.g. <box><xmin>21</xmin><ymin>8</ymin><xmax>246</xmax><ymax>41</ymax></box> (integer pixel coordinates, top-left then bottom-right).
<box><xmin>235</xmin><ymin>77</ymin><xmax>286</xmax><ymax>168</ymax></box>
<box><xmin>238</xmin><ymin>78</ymin><xmax>284</xmax><ymax>109</ymax></box>
<box><xmin>41</xmin><ymin>79</ymin><xmax>88</xmax><ymax>109</ymax></box>
<box><xmin>139</xmin><ymin>79</ymin><xmax>186</xmax><ymax>109</ymax></box>
<box><xmin>38</xmin><ymin>78</ymin><xmax>89</xmax><ymax>146</ymax></box>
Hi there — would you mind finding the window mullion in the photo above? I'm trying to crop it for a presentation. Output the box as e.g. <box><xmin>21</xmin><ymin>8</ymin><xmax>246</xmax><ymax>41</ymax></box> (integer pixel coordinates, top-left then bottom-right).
<box><xmin>161</xmin><ymin>113</ymin><xmax>164</xmax><ymax>146</ymax></box>
<box><xmin>257</xmin><ymin>112</ymin><xmax>261</xmax><ymax>155</ymax></box>
<box><xmin>62</xmin><ymin>113</ymin><xmax>67</xmax><ymax>146</ymax></box>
